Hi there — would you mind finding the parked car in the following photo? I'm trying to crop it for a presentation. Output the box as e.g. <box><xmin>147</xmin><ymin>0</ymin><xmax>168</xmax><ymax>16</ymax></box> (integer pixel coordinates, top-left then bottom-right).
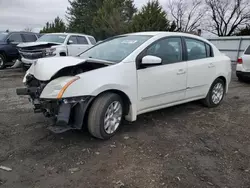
<box><xmin>17</xmin><ymin>33</ymin><xmax>96</xmax><ymax>68</ymax></box>
<box><xmin>0</xmin><ymin>31</ymin><xmax>39</xmax><ymax>69</ymax></box>
<box><xmin>16</xmin><ymin>32</ymin><xmax>232</xmax><ymax>140</ymax></box>
<box><xmin>236</xmin><ymin>45</ymin><xmax>250</xmax><ymax>81</ymax></box>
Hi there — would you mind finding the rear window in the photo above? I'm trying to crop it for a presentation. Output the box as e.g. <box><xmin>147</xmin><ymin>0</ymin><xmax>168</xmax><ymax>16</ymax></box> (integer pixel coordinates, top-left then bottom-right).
<box><xmin>245</xmin><ymin>45</ymin><xmax>250</xmax><ymax>55</ymax></box>
<box><xmin>88</xmin><ymin>36</ymin><xmax>96</xmax><ymax>45</ymax></box>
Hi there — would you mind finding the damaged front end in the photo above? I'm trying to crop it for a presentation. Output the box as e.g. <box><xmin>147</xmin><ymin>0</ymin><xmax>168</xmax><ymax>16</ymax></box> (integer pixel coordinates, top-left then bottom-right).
<box><xmin>16</xmin><ymin>57</ymin><xmax>110</xmax><ymax>133</ymax></box>
<box><xmin>16</xmin><ymin>74</ymin><xmax>93</xmax><ymax>133</ymax></box>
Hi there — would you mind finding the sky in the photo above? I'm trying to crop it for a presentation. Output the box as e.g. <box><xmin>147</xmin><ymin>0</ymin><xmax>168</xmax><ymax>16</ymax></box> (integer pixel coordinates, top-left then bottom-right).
<box><xmin>0</xmin><ymin>0</ymin><xmax>166</xmax><ymax>32</ymax></box>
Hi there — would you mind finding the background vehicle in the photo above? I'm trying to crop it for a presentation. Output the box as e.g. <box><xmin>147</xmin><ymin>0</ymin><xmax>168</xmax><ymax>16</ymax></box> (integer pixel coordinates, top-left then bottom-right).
<box><xmin>16</xmin><ymin>32</ymin><xmax>231</xmax><ymax>140</ymax></box>
<box><xmin>236</xmin><ymin>45</ymin><xmax>250</xmax><ymax>81</ymax></box>
<box><xmin>0</xmin><ymin>31</ymin><xmax>39</xmax><ymax>69</ymax></box>
<box><xmin>17</xmin><ymin>33</ymin><xmax>96</xmax><ymax>68</ymax></box>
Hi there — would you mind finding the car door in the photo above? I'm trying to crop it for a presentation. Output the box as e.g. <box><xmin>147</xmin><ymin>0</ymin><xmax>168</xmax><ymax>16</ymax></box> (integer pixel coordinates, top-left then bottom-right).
<box><xmin>77</xmin><ymin>36</ymin><xmax>92</xmax><ymax>53</ymax></box>
<box><xmin>67</xmin><ymin>36</ymin><xmax>80</xmax><ymax>56</ymax></box>
<box><xmin>137</xmin><ymin>37</ymin><xmax>187</xmax><ymax>113</ymax></box>
<box><xmin>184</xmin><ymin>37</ymin><xmax>216</xmax><ymax>99</ymax></box>
<box><xmin>6</xmin><ymin>33</ymin><xmax>24</xmax><ymax>57</ymax></box>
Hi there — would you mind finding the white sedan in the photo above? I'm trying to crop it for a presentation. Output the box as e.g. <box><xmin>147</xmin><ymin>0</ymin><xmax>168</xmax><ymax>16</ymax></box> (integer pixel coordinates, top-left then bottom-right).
<box><xmin>16</xmin><ymin>32</ymin><xmax>232</xmax><ymax>140</ymax></box>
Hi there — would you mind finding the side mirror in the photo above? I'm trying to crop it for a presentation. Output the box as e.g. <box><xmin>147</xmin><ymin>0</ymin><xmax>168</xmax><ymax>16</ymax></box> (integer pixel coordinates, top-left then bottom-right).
<box><xmin>67</xmin><ymin>40</ymin><xmax>74</xmax><ymax>45</ymax></box>
<box><xmin>141</xmin><ymin>55</ymin><xmax>162</xmax><ymax>66</ymax></box>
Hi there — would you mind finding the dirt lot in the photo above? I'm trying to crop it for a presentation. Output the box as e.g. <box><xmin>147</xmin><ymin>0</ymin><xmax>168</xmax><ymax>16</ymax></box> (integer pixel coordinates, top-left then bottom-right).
<box><xmin>0</xmin><ymin>66</ymin><xmax>250</xmax><ymax>188</ymax></box>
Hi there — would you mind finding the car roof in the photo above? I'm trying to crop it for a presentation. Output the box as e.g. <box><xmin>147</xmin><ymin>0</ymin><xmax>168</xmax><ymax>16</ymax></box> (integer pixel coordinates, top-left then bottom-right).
<box><xmin>125</xmin><ymin>31</ymin><xmax>210</xmax><ymax>44</ymax></box>
<box><xmin>126</xmin><ymin>31</ymin><xmax>199</xmax><ymax>37</ymax></box>
<box><xmin>46</xmin><ymin>32</ymin><xmax>94</xmax><ymax>37</ymax></box>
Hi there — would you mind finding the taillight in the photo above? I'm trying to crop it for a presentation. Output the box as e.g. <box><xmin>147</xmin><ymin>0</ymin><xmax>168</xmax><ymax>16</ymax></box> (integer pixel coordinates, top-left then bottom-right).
<box><xmin>237</xmin><ymin>57</ymin><xmax>243</xmax><ymax>64</ymax></box>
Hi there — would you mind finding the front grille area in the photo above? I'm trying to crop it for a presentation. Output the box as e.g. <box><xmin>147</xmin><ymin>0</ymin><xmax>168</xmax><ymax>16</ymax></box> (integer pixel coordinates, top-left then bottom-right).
<box><xmin>19</xmin><ymin>49</ymin><xmax>45</xmax><ymax>60</ymax></box>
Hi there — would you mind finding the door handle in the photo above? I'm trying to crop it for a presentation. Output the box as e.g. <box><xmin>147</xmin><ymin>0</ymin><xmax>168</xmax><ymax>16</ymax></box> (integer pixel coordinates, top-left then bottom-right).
<box><xmin>177</xmin><ymin>69</ymin><xmax>186</xmax><ymax>75</ymax></box>
<box><xmin>208</xmin><ymin>63</ymin><xmax>215</xmax><ymax>68</ymax></box>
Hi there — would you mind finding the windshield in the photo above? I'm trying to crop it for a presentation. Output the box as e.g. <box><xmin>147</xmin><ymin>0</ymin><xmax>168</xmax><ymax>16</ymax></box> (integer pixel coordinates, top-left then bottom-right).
<box><xmin>79</xmin><ymin>35</ymin><xmax>152</xmax><ymax>63</ymax></box>
<box><xmin>36</xmin><ymin>34</ymin><xmax>67</xmax><ymax>43</ymax></box>
<box><xmin>0</xmin><ymin>32</ymin><xmax>8</xmax><ymax>41</ymax></box>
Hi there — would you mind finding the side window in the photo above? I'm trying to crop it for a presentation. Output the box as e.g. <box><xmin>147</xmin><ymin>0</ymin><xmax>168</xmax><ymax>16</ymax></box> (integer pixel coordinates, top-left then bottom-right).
<box><xmin>146</xmin><ymin>37</ymin><xmax>183</xmax><ymax>64</ymax></box>
<box><xmin>8</xmin><ymin>33</ymin><xmax>23</xmax><ymax>43</ymax></box>
<box><xmin>205</xmin><ymin>43</ymin><xmax>213</xmax><ymax>57</ymax></box>
<box><xmin>245</xmin><ymin>45</ymin><xmax>250</xmax><ymax>55</ymax></box>
<box><xmin>68</xmin><ymin>36</ymin><xmax>78</xmax><ymax>44</ymax></box>
<box><xmin>185</xmin><ymin>38</ymin><xmax>207</xmax><ymax>60</ymax></box>
<box><xmin>77</xmin><ymin>36</ymin><xmax>88</xmax><ymax>44</ymax></box>
<box><xmin>23</xmin><ymin>34</ymin><xmax>37</xmax><ymax>42</ymax></box>
<box><xmin>88</xmin><ymin>37</ymin><xmax>96</xmax><ymax>45</ymax></box>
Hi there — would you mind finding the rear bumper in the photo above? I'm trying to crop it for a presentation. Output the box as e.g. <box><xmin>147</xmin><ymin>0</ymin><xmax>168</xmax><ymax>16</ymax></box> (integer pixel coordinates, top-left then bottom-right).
<box><xmin>236</xmin><ymin>71</ymin><xmax>250</xmax><ymax>78</ymax></box>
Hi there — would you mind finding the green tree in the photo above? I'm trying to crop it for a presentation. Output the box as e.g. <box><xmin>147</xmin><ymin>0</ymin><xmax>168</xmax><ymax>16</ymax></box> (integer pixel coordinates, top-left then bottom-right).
<box><xmin>66</xmin><ymin>0</ymin><xmax>104</xmax><ymax>34</ymax></box>
<box><xmin>236</xmin><ymin>26</ymin><xmax>250</xmax><ymax>36</ymax></box>
<box><xmin>92</xmin><ymin>0</ymin><xmax>137</xmax><ymax>40</ymax></box>
<box><xmin>130</xmin><ymin>0</ymin><xmax>170</xmax><ymax>32</ymax></box>
<box><xmin>40</xmin><ymin>16</ymin><xmax>66</xmax><ymax>33</ymax></box>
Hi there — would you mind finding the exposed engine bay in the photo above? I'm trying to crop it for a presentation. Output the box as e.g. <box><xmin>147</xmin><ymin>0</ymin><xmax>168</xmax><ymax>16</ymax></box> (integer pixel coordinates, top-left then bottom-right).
<box><xmin>16</xmin><ymin>61</ymin><xmax>109</xmax><ymax>133</ymax></box>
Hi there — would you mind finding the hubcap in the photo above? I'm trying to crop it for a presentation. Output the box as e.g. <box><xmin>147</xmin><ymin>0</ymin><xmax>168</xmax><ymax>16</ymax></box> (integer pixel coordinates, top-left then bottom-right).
<box><xmin>212</xmin><ymin>83</ymin><xmax>224</xmax><ymax>104</ymax></box>
<box><xmin>104</xmin><ymin>101</ymin><xmax>122</xmax><ymax>134</ymax></box>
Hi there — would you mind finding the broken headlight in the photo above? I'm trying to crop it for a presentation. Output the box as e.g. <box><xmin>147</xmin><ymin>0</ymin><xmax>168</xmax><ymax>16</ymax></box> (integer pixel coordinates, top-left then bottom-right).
<box><xmin>45</xmin><ymin>48</ymin><xmax>56</xmax><ymax>56</ymax></box>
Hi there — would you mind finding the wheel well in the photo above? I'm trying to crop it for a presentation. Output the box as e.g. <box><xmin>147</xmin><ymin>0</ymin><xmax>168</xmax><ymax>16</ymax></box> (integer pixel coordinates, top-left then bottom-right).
<box><xmin>60</xmin><ymin>52</ymin><xmax>66</xmax><ymax>56</ymax></box>
<box><xmin>0</xmin><ymin>51</ymin><xmax>6</xmax><ymax>59</ymax></box>
<box><xmin>86</xmin><ymin>90</ymin><xmax>131</xmax><ymax>117</ymax></box>
<box><xmin>82</xmin><ymin>90</ymin><xmax>131</xmax><ymax>129</ymax></box>
<box><xmin>99</xmin><ymin>90</ymin><xmax>131</xmax><ymax>115</ymax></box>
<box><xmin>217</xmin><ymin>76</ymin><xmax>226</xmax><ymax>87</ymax></box>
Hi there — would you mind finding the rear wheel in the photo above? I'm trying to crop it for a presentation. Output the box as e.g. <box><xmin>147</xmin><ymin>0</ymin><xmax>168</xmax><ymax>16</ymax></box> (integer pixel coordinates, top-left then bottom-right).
<box><xmin>88</xmin><ymin>93</ymin><xmax>123</xmax><ymax>140</ymax></box>
<box><xmin>0</xmin><ymin>53</ymin><xmax>6</xmax><ymax>69</ymax></box>
<box><xmin>202</xmin><ymin>78</ymin><xmax>225</xmax><ymax>108</ymax></box>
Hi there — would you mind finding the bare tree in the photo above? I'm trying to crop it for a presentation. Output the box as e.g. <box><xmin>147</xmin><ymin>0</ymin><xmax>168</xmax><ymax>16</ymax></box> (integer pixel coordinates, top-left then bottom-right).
<box><xmin>168</xmin><ymin>0</ymin><xmax>204</xmax><ymax>32</ymax></box>
<box><xmin>205</xmin><ymin>0</ymin><xmax>250</xmax><ymax>36</ymax></box>
<box><xmin>24</xmin><ymin>27</ymin><xmax>33</xmax><ymax>32</ymax></box>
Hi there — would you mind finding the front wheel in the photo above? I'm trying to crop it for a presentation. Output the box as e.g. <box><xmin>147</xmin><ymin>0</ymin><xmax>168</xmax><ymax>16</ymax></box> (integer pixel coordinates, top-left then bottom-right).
<box><xmin>202</xmin><ymin>78</ymin><xmax>225</xmax><ymax>108</ymax></box>
<box><xmin>88</xmin><ymin>93</ymin><xmax>123</xmax><ymax>140</ymax></box>
<box><xmin>0</xmin><ymin>53</ymin><xmax>6</xmax><ymax>69</ymax></box>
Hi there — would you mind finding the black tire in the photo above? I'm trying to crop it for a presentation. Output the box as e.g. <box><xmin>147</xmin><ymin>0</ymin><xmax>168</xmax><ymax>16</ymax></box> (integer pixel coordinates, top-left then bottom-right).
<box><xmin>202</xmin><ymin>78</ymin><xmax>225</xmax><ymax>108</ymax></box>
<box><xmin>0</xmin><ymin>53</ymin><xmax>6</xmax><ymax>70</ymax></box>
<box><xmin>237</xmin><ymin>76</ymin><xmax>246</xmax><ymax>82</ymax></box>
<box><xmin>88</xmin><ymin>93</ymin><xmax>123</xmax><ymax>140</ymax></box>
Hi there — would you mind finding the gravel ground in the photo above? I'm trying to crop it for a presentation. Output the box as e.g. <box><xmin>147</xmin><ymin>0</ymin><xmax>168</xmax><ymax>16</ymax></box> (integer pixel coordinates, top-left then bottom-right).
<box><xmin>0</xmin><ymin>66</ymin><xmax>250</xmax><ymax>188</ymax></box>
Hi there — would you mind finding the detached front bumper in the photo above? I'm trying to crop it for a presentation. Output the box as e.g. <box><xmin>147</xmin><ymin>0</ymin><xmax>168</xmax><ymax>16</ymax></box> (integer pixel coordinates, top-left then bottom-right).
<box><xmin>16</xmin><ymin>87</ymin><xmax>93</xmax><ymax>133</ymax></box>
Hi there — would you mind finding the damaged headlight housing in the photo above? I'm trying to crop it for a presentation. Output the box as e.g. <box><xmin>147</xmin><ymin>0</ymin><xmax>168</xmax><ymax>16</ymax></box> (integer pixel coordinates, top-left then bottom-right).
<box><xmin>45</xmin><ymin>48</ymin><xmax>56</xmax><ymax>56</ymax></box>
<box><xmin>40</xmin><ymin>76</ymin><xmax>80</xmax><ymax>99</ymax></box>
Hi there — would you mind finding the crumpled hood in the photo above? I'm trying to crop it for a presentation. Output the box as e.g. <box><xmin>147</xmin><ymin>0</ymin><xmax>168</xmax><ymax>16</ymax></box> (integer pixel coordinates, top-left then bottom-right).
<box><xmin>17</xmin><ymin>41</ymin><xmax>61</xmax><ymax>48</ymax></box>
<box><xmin>26</xmin><ymin>56</ymin><xmax>86</xmax><ymax>81</ymax></box>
